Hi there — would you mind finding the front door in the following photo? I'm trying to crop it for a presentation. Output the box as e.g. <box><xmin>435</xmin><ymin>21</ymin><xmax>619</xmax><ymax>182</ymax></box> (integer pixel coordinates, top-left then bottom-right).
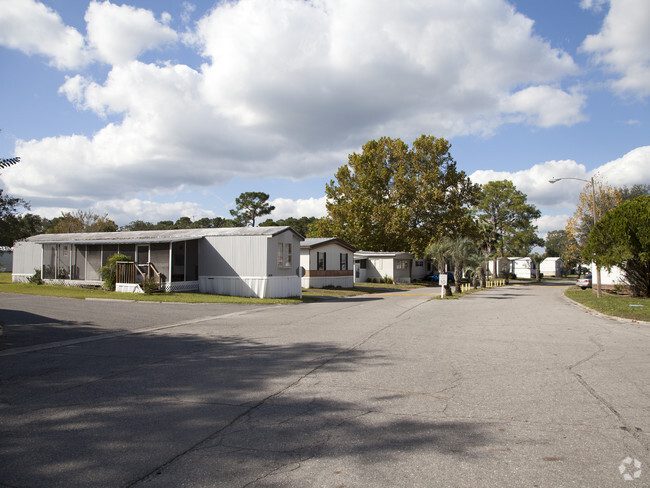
<box><xmin>136</xmin><ymin>245</ymin><xmax>149</xmax><ymax>265</ymax></box>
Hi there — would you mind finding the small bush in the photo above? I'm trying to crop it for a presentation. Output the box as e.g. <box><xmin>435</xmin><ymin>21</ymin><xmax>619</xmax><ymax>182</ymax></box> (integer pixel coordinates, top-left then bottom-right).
<box><xmin>142</xmin><ymin>276</ymin><xmax>161</xmax><ymax>294</ymax></box>
<box><xmin>100</xmin><ymin>253</ymin><xmax>132</xmax><ymax>291</ymax></box>
<box><xmin>28</xmin><ymin>269</ymin><xmax>42</xmax><ymax>285</ymax></box>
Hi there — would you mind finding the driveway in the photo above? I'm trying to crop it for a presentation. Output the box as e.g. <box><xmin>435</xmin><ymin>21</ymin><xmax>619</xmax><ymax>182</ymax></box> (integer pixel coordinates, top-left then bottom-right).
<box><xmin>1</xmin><ymin>284</ymin><xmax>648</xmax><ymax>487</ymax></box>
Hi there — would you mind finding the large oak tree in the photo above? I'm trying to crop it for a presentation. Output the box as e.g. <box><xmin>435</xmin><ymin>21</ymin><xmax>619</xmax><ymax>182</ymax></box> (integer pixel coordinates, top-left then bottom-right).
<box><xmin>313</xmin><ymin>135</ymin><xmax>479</xmax><ymax>257</ymax></box>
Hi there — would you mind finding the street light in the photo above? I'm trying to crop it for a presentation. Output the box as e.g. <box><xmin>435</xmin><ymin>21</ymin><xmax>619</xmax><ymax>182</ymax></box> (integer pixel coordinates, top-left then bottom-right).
<box><xmin>549</xmin><ymin>176</ymin><xmax>602</xmax><ymax>298</ymax></box>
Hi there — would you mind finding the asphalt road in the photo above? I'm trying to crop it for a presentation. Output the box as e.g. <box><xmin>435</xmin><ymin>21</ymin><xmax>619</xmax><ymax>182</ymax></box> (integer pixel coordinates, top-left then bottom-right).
<box><xmin>1</xmin><ymin>283</ymin><xmax>648</xmax><ymax>487</ymax></box>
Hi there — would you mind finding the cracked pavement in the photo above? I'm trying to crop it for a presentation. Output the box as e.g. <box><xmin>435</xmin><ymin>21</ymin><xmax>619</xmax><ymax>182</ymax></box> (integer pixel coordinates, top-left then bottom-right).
<box><xmin>1</xmin><ymin>282</ymin><xmax>649</xmax><ymax>487</ymax></box>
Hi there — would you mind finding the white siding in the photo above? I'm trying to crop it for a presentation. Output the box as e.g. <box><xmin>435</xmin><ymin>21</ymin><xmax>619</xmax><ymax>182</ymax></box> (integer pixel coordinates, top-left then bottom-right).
<box><xmin>12</xmin><ymin>241</ymin><xmax>42</xmax><ymax>281</ymax></box>
<box><xmin>300</xmin><ymin>242</ymin><xmax>354</xmax><ymax>288</ymax></box>
<box><xmin>268</xmin><ymin>232</ymin><xmax>301</xmax><ymax>277</ymax></box>
<box><xmin>200</xmin><ymin>235</ymin><xmax>269</xmax><ymax>277</ymax></box>
<box><xmin>199</xmin><ymin>230</ymin><xmax>302</xmax><ymax>298</ymax></box>
<box><xmin>540</xmin><ymin>258</ymin><xmax>562</xmax><ymax>277</ymax></box>
<box><xmin>591</xmin><ymin>263</ymin><xmax>627</xmax><ymax>286</ymax></box>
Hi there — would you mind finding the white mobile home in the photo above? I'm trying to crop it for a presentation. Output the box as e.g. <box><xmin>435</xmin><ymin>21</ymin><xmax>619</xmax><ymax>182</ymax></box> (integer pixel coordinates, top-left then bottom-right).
<box><xmin>486</xmin><ymin>257</ymin><xmax>510</xmax><ymax>279</ymax></box>
<box><xmin>300</xmin><ymin>238</ymin><xmax>356</xmax><ymax>289</ymax></box>
<box><xmin>354</xmin><ymin>251</ymin><xmax>413</xmax><ymax>284</ymax></box>
<box><xmin>508</xmin><ymin>257</ymin><xmax>536</xmax><ymax>279</ymax></box>
<box><xmin>0</xmin><ymin>247</ymin><xmax>12</xmax><ymax>272</ymax></box>
<box><xmin>591</xmin><ymin>263</ymin><xmax>627</xmax><ymax>291</ymax></box>
<box><xmin>540</xmin><ymin>257</ymin><xmax>563</xmax><ymax>277</ymax></box>
<box><xmin>12</xmin><ymin>227</ymin><xmax>303</xmax><ymax>298</ymax></box>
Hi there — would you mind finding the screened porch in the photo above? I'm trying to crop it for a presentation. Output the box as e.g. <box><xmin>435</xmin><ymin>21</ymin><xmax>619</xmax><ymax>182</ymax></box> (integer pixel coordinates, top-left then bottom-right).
<box><xmin>40</xmin><ymin>239</ymin><xmax>199</xmax><ymax>290</ymax></box>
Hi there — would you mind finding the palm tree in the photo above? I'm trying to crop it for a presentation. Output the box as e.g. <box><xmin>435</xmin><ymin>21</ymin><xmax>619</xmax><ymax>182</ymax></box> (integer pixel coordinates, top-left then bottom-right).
<box><xmin>448</xmin><ymin>237</ymin><xmax>479</xmax><ymax>293</ymax></box>
<box><xmin>464</xmin><ymin>247</ymin><xmax>490</xmax><ymax>288</ymax></box>
<box><xmin>426</xmin><ymin>237</ymin><xmax>453</xmax><ymax>293</ymax></box>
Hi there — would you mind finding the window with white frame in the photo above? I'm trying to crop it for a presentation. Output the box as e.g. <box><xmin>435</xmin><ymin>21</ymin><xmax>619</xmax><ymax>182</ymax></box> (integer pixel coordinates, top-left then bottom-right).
<box><xmin>395</xmin><ymin>259</ymin><xmax>408</xmax><ymax>270</ymax></box>
<box><xmin>317</xmin><ymin>251</ymin><xmax>326</xmax><ymax>271</ymax></box>
<box><xmin>277</xmin><ymin>242</ymin><xmax>292</xmax><ymax>267</ymax></box>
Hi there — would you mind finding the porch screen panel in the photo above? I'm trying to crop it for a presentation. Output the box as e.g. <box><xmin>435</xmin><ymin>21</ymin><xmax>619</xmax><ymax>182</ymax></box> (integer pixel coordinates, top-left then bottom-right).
<box><xmin>172</xmin><ymin>242</ymin><xmax>185</xmax><ymax>282</ymax></box>
<box><xmin>86</xmin><ymin>245</ymin><xmax>102</xmax><ymax>281</ymax></box>
<box><xmin>43</xmin><ymin>244</ymin><xmax>56</xmax><ymax>279</ymax></box>
<box><xmin>150</xmin><ymin>243</ymin><xmax>169</xmax><ymax>282</ymax></box>
<box><xmin>57</xmin><ymin>244</ymin><xmax>70</xmax><ymax>279</ymax></box>
<box><xmin>185</xmin><ymin>239</ymin><xmax>198</xmax><ymax>281</ymax></box>
<box><xmin>119</xmin><ymin>244</ymin><xmax>135</xmax><ymax>262</ymax></box>
<box><xmin>102</xmin><ymin>245</ymin><xmax>118</xmax><ymax>266</ymax></box>
<box><xmin>72</xmin><ymin>245</ymin><xmax>85</xmax><ymax>280</ymax></box>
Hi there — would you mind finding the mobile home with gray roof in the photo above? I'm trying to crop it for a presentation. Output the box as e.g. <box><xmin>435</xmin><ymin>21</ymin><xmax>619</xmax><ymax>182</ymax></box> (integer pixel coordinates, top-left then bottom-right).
<box><xmin>12</xmin><ymin>226</ymin><xmax>302</xmax><ymax>298</ymax></box>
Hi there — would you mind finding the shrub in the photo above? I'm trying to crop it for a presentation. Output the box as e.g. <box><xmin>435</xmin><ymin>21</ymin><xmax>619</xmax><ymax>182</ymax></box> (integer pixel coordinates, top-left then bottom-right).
<box><xmin>28</xmin><ymin>268</ymin><xmax>42</xmax><ymax>285</ymax></box>
<box><xmin>142</xmin><ymin>275</ymin><xmax>161</xmax><ymax>294</ymax></box>
<box><xmin>100</xmin><ymin>253</ymin><xmax>132</xmax><ymax>291</ymax></box>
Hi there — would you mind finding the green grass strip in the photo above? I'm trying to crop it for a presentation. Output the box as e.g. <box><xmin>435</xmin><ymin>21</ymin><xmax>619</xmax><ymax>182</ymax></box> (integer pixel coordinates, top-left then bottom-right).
<box><xmin>564</xmin><ymin>287</ymin><xmax>649</xmax><ymax>322</ymax></box>
<box><xmin>0</xmin><ymin>273</ymin><xmax>299</xmax><ymax>304</ymax></box>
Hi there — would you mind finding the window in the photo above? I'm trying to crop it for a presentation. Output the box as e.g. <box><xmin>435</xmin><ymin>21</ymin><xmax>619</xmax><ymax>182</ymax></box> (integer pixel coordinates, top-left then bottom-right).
<box><xmin>317</xmin><ymin>251</ymin><xmax>326</xmax><ymax>271</ymax></box>
<box><xmin>340</xmin><ymin>253</ymin><xmax>348</xmax><ymax>270</ymax></box>
<box><xmin>396</xmin><ymin>259</ymin><xmax>408</xmax><ymax>270</ymax></box>
<box><xmin>277</xmin><ymin>242</ymin><xmax>292</xmax><ymax>268</ymax></box>
<box><xmin>415</xmin><ymin>260</ymin><xmax>423</xmax><ymax>267</ymax></box>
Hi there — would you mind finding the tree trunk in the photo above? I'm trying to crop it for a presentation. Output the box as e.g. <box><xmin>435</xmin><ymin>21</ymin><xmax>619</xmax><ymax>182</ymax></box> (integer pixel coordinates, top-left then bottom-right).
<box><xmin>454</xmin><ymin>264</ymin><xmax>462</xmax><ymax>294</ymax></box>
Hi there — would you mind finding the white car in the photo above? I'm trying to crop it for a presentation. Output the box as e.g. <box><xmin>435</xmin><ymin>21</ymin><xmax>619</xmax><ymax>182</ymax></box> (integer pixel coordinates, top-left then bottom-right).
<box><xmin>576</xmin><ymin>274</ymin><xmax>592</xmax><ymax>290</ymax></box>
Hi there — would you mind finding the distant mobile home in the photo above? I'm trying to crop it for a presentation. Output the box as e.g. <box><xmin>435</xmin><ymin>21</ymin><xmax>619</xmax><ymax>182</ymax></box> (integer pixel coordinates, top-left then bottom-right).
<box><xmin>354</xmin><ymin>251</ymin><xmax>413</xmax><ymax>284</ymax></box>
<box><xmin>591</xmin><ymin>263</ymin><xmax>627</xmax><ymax>291</ymax></box>
<box><xmin>300</xmin><ymin>238</ymin><xmax>356</xmax><ymax>289</ymax></box>
<box><xmin>508</xmin><ymin>257</ymin><xmax>536</xmax><ymax>279</ymax></box>
<box><xmin>0</xmin><ymin>247</ymin><xmax>12</xmax><ymax>272</ymax></box>
<box><xmin>12</xmin><ymin>227</ymin><xmax>303</xmax><ymax>298</ymax></box>
<box><xmin>540</xmin><ymin>257</ymin><xmax>563</xmax><ymax>277</ymax></box>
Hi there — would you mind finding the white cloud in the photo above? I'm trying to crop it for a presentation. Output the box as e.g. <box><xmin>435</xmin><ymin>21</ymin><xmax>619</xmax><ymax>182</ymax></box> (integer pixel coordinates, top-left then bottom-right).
<box><xmin>0</xmin><ymin>0</ymin><xmax>89</xmax><ymax>69</ymax></box>
<box><xmin>96</xmin><ymin>198</ymin><xmax>216</xmax><ymax>224</ymax></box>
<box><xmin>470</xmin><ymin>146</ymin><xmax>650</xmax><ymax>220</ymax></box>
<box><xmin>470</xmin><ymin>159</ymin><xmax>591</xmax><ymax>208</ymax></box>
<box><xmin>534</xmin><ymin>214</ymin><xmax>572</xmax><ymax>238</ymax></box>
<box><xmin>3</xmin><ymin>0</ymin><xmax>589</xmax><ymax>220</ymax></box>
<box><xmin>85</xmin><ymin>1</ymin><xmax>178</xmax><ymax>66</ymax></box>
<box><xmin>195</xmin><ymin>0</ymin><xmax>581</xmax><ymax>142</ymax></box>
<box><xmin>269</xmin><ymin>197</ymin><xmax>327</xmax><ymax>220</ymax></box>
<box><xmin>595</xmin><ymin>146</ymin><xmax>650</xmax><ymax>186</ymax></box>
<box><xmin>580</xmin><ymin>0</ymin><xmax>609</xmax><ymax>11</ymax></box>
<box><xmin>500</xmin><ymin>85</ymin><xmax>586</xmax><ymax>128</ymax></box>
<box><xmin>581</xmin><ymin>0</ymin><xmax>650</xmax><ymax>98</ymax></box>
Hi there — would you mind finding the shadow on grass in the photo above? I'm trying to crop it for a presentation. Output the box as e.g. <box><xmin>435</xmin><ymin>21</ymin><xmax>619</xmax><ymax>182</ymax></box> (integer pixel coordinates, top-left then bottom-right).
<box><xmin>1</xmin><ymin>315</ymin><xmax>496</xmax><ymax>487</ymax></box>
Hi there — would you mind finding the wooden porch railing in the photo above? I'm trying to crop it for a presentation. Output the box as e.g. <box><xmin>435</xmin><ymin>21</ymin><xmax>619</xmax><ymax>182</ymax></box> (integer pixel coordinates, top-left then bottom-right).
<box><xmin>116</xmin><ymin>261</ymin><xmax>162</xmax><ymax>285</ymax></box>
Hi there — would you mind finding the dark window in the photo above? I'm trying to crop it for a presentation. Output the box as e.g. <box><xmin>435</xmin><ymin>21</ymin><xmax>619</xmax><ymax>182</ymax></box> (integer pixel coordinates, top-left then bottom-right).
<box><xmin>340</xmin><ymin>253</ymin><xmax>348</xmax><ymax>270</ymax></box>
<box><xmin>317</xmin><ymin>252</ymin><xmax>326</xmax><ymax>271</ymax></box>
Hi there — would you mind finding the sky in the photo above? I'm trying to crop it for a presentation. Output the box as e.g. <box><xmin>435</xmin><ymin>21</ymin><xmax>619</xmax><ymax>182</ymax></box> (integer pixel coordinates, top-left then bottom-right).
<box><xmin>1</xmin><ymin>0</ymin><xmax>649</xmax><ymax>239</ymax></box>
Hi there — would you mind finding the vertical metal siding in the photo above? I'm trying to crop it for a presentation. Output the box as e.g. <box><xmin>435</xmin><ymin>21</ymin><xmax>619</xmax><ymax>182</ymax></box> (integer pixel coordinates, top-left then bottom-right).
<box><xmin>11</xmin><ymin>241</ymin><xmax>42</xmax><ymax>276</ymax></box>
<box><xmin>202</xmin><ymin>235</ymin><xmax>268</xmax><ymax>276</ymax></box>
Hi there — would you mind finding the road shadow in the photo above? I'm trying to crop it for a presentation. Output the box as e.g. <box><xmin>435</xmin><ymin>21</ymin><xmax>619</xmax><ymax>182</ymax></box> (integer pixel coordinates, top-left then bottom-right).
<box><xmin>511</xmin><ymin>280</ymin><xmax>574</xmax><ymax>287</ymax></box>
<box><xmin>0</xmin><ymin>325</ymin><xmax>496</xmax><ymax>487</ymax></box>
<box><xmin>0</xmin><ymin>309</ymin><xmax>116</xmax><ymax>350</ymax></box>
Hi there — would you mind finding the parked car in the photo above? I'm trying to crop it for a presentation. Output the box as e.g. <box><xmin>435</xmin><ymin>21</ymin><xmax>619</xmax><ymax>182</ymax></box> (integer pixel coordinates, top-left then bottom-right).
<box><xmin>576</xmin><ymin>274</ymin><xmax>592</xmax><ymax>290</ymax></box>
<box><xmin>422</xmin><ymin>272</ymin><xmax>455</xmax><ymax>284</ymax></box>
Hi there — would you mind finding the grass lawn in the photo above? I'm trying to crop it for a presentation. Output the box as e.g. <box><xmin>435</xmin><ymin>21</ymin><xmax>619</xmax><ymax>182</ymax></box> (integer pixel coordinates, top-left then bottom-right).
<box><xmin>565</xmin><ymin>287</ymin><xmax>649</xmax><ymax>322</ymax></box>
<box><xmin>0</xmin><ymin>273</ymin><xmax>300</xmax><ymax>304</ymax></box>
